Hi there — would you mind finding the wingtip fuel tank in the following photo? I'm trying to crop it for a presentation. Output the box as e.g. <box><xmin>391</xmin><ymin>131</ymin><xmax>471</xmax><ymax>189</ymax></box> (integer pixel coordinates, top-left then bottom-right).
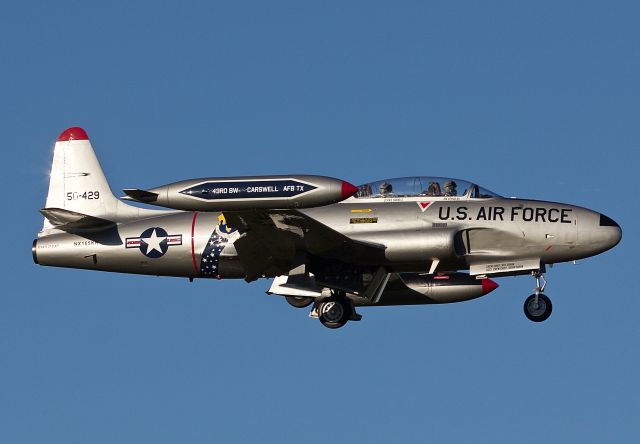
<box><xmin>123</xmin><ymin>175</ymin><xmax>358</xmax><ymax>211</ymax></box>
<box><xmin>269</xmin><ymin>272</ymin><xmax>499</xmax><ymax>307</ymax></box>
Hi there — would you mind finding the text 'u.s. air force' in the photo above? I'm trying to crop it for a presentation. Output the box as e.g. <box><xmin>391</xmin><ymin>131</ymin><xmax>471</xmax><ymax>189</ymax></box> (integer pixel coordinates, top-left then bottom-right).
<box><xmin>438</xmin><ymin>206</ymin><xmax>573</xmax><ymax>223</ymax></box>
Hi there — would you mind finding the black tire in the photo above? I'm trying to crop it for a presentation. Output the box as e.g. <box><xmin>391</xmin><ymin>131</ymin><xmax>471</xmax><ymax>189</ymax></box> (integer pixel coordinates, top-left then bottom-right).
<box><xmin>285</xmin><ymin>295</ymin><xmax>314</xmax><ymax>309</ymax></box>
<box><xmin>523</xmin><ymin>294</ymin><xmax>553</xmax><ymax>322</ymax></box>
<box><xmin>318</xmin><ymin>298</ymin><xmax>350</xmax><ymax>329</ymax></box>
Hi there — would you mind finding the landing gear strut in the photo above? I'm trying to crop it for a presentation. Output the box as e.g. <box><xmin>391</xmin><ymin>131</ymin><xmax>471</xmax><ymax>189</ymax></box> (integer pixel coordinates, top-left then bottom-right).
<box><xmin>523</xmin><ymin>271</ymin><xmax>552</xmax><ymax>322</ymax></box>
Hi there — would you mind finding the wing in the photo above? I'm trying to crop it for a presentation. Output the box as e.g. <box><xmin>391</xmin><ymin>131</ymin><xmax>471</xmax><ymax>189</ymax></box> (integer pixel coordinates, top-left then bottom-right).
<box><xmin>223</xmin><ymin>209</ymin><xmax>385</xmax><ymax>281</ymax></box>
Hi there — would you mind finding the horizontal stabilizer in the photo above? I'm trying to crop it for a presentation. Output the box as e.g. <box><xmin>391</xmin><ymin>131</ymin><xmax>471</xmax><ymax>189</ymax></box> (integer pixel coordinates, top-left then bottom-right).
<box><xmin>121</xmin><ymin>188</ymin><xmax>159</xmax><ymax>203</ymax></box>
<box><xmin>40</xmin><ymin>207</ymin><xmax>115</xmax><ymax>230</ymax></box>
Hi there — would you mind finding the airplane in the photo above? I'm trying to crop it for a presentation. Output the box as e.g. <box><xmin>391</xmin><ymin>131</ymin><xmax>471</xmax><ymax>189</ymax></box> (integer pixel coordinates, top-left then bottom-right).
<box><xmin>32</xmin><ymin>127</ymin><xmax>622</xmax><ymax>329</ymax></box>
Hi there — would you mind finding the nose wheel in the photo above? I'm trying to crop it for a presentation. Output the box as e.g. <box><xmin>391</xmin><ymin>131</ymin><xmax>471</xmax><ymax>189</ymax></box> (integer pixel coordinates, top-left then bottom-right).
<box><xmin>524</xmin><ymin>293</ymin><xmax>552</xmax><ymax>322</ymax></box>
<box><xmin>523</xmin><ymin>271</ymin><xmax>553</xmax><ymax>322</ymax></box>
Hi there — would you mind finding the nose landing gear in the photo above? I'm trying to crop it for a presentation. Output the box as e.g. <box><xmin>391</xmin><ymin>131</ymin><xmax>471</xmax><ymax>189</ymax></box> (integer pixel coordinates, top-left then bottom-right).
<box><xmin>523</xmin><ymin>271</ymin><xmax>552</xmax><ymax>322</ymax></box>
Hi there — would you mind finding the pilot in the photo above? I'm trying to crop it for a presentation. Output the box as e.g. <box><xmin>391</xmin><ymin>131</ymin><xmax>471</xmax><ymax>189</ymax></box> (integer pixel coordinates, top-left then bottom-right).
<box><xmin>444</xmin><ymin>180</ymin><xmax>457</xmax><ymax>196</ymax></box>
<box><xmin>424</xmin><ymin>181</ymin><xmax>442</xmax><ymax>196</ymax></box>
<box><xmin>357</xmin><ymin>184</ymin><xmax>372</xmax><ymax>198</ymax></box>
<box><xmin>379</xmin><ymin>181</ymin><xmax>395</xmax><ymax>197</ymax></box>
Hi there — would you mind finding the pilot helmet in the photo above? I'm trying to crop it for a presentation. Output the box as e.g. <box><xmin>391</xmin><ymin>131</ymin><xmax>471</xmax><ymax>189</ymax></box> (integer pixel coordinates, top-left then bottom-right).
<box><xmin>379</xmin><ymin>182</ymin><xmax>392</xmax><ymax>194</ymax></box>
<box><xmin>444</xmin><ymin>180</ymin><xmax>457</xmax><ymax>189</ymax></box>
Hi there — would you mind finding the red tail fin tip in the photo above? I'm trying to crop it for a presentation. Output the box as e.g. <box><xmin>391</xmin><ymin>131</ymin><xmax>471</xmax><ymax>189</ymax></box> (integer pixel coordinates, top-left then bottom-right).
<box><xmin>57</xmin><ymin>127</ymin><xmax>89</xmax><ymax>142</ymax></box>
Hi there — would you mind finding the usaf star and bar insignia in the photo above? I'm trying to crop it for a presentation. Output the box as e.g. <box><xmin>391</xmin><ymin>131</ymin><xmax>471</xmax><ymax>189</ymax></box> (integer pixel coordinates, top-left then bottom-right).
<box><xmin>126</xmin><ymin>227</ymin><xmax>182</xmax><ymax>258</ymax></box>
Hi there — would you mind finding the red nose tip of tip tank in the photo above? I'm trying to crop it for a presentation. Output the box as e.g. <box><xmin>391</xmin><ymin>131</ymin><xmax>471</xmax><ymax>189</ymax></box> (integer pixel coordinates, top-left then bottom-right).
<box><xmin>341</xmin><ymin>181</ymin><xmax>359</xmax><ymax>199</ymax></box>
<box><xmin>481</xmin><ymin>278</ymin><xmax>499</xmax><ymax>295</ymax></box>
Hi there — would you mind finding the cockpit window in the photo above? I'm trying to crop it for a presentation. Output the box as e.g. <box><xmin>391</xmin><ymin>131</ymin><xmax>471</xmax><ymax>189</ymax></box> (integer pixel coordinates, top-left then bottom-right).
<box><xmin>355</xmin><ymin>177</ymin><xmax>500</xmax><ymax>199</ymax></box>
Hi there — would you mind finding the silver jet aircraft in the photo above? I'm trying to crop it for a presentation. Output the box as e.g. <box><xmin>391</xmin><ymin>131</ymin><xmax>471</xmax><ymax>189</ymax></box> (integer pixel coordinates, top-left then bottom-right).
<box><xmin>33</xmin><ymin>128</ymin><xmax>622</xmax><ymax>329</ymax></box>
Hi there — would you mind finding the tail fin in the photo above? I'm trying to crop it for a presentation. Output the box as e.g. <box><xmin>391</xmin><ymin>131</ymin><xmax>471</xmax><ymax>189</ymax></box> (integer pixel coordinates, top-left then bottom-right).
<box><xmin>43</xmin><ymin>127</ymin><xmax>124</xmax><ymax>230</ymax></box>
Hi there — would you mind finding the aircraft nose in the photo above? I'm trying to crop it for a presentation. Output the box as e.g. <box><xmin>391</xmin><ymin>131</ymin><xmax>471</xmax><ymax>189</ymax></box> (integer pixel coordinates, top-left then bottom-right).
<box><xmin>598</xmin><ymin>213</ymin><xmax>622</xmax><ymax>250</ymax></box>
<box><xmin>577</xmin><ymin>210</ymin><xmax>622</xmax><ymax>257</ymax></box>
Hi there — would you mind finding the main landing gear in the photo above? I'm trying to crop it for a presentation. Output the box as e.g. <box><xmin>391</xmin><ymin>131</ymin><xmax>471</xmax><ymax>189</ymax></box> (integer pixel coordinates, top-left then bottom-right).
<box><xmin>283</xmin><ymin>290</ymin><xmax>361</xmax><ymax>329</ymax></box>
<box><xmin>523</xmin><ymin>271</ymin><xmax>553</xmax><ymax>322</ymax></box>
<box><xmin>311</xmin><ymin>292</ymin><xmax>361</xmax><ymax>329</ymax></box>
<box><xmin>284</xmin><ymin>295</ymin><xmax>314</xmax><ymax>308</ymax></box>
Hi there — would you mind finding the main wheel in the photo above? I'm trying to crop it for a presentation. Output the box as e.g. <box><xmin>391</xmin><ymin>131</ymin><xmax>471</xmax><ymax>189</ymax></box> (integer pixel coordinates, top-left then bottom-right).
<box><xmin>523</xmin><ymin>294</ymin><xmax>553</xmax><ymax>322</ymax></box>
<box><xmin>318</xmin><ymin>298</ymin><xmax>350</xmax><ymax>329</ymax></box>
<box><xmin>285</xmin><ymin>295</ymin><xmax>314</xmax><ymax>308</ymax></box>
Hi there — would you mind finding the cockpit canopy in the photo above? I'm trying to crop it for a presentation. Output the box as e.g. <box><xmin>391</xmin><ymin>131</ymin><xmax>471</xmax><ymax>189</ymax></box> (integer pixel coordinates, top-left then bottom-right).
<box><xmin>355</xmin><ymin>177</ymin><xmax>500</xmax><ymax>199</ymax></box>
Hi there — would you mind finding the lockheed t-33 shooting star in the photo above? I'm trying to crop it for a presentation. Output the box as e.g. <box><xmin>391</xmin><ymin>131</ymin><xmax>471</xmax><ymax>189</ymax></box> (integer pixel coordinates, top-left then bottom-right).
<box><xmin>33</xmin><ymin>127</ymin><xmax>622</xmax><ymax>329</ymax></box>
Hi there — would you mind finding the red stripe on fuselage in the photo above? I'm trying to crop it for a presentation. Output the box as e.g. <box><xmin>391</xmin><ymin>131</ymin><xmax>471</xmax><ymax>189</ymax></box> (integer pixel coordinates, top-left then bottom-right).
<box><xmin>191</xmin><ymin>212</ymin><xmax>199</xmax><ymax>275</ymax></box>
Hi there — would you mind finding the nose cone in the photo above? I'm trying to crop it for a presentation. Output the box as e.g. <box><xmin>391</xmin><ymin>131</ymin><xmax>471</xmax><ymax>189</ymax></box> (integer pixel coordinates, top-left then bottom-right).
<box><xmin>598</xmin><ymin>213</ymin><xmax>622</xmax><ymax>250</ymax></box>
<box><xmin>576</xmin><ymin>210</ymin><xmax>621</xmax><ymax>259</ymax></box>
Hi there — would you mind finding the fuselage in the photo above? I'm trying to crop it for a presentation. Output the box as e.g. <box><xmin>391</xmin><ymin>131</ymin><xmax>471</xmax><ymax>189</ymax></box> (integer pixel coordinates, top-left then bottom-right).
<box><xmin>33</xmin><ymin>195</ymin><xmax>621</xmax><ymax>279</ymax></box>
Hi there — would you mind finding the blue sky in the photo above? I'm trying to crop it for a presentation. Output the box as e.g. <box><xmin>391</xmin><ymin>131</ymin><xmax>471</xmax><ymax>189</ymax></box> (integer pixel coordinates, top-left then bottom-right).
<box><xmin>2</xmin><ymin>1</ymin><xmax>638</xmax><ymax>442</ymax></box>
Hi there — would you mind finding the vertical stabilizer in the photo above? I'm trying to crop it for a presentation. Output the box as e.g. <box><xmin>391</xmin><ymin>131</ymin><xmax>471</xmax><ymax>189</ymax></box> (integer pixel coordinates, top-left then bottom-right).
<box><xmin>43</xmin><ymin>127</ymin><xmax>121</xmax><ymax>230</ymax></box>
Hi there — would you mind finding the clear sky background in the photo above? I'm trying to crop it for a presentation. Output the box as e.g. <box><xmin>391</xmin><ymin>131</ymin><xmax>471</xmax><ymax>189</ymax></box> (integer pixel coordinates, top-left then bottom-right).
<box><xmin>1</xmin><ymin>1</ymin><xmax>638</xmax><ymax>442</ymax></box>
